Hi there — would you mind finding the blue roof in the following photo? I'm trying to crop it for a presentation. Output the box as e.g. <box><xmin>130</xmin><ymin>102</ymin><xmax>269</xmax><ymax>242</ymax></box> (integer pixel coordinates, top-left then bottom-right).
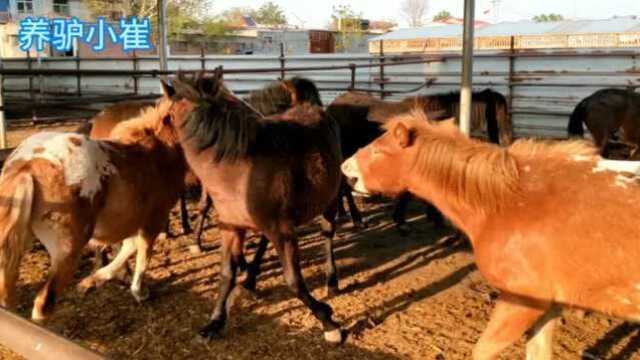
<box><xmin>372</xmin><ymin>17</ymin><xmax>640</xmax><ymax>41</ymax></box>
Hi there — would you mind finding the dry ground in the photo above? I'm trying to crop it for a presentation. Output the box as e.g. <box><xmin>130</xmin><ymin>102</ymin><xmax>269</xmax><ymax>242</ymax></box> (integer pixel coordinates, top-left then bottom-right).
<box><xmin>0</xmin><ymin>200</ymin><xmax>639</xmax><ymax>360</ymax></box>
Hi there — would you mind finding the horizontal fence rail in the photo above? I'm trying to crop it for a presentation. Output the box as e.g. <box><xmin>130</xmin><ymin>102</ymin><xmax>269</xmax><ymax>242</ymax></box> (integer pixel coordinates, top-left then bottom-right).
<box><xmin>2</xmin><ymin>45</ymin><xmax>640</xmax><ymax>139</ymax></box>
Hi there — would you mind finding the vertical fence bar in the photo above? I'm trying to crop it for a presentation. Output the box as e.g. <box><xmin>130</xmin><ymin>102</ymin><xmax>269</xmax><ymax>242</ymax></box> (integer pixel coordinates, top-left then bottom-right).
<box><xmin>379</xmin><ymin>40</ymin><xmax>386</xmax><ymax>99</ymax></box>
<box><xmin>27</xmin><ymin>50</ymin><xmax>34</xmax><ymax>102</ymax></box>
<box><xmin>200</xmin><ymin>43</ymin><xmax>206</xmax><ymax>71</ymax></box>
<box><xmin>75</xmin><ymin>51</ymin><xmax>81</xmax><ymax>96</ymax></box>
<box><xmin>349</xmin><ymin>63</ymin><xmax>356</xmax><ymax>89</ymax></box>
<box><xmin>279</xmin><ymin>42</ymin><xmax>286</xmax><ymax>80</ymax></box>
<box><xmin>132</xmin><ymin>50</ymin><xmax>139</xmax><ymax>95</ymax></box>
<box><xmin>0</xmin><ymin>71</ymin><xmax>5</xmax><ymax>149</ymax></box>
<box><xmin>459</xmin><ymin>0</ymin><xmax>475</xmax><ymax>137</ymax></box>
<box><xmin>507</xmin><ymin>36</ymin><xmax>515</xmax><ymax>125</ymax></box>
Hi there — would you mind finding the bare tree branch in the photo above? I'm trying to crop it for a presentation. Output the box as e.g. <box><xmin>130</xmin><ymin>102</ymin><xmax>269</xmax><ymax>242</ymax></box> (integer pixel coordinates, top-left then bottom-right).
<box><xmin>400</xmin><ymin>0</ymin><xmax>428</xmax><ymax>27</ymax></box>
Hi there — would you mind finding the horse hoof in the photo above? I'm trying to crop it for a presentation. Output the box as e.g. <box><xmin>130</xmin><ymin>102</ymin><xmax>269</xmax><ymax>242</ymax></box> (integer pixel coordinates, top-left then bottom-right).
<box><xmin>77</xmin><ymin>276</ymin><xmax>97</xmax><ymax>295</ymax></box>
<box><xmin>323</xmin><ymin>328</ymin><xmax>344</xmax><ymax>344</ymax></box>
<box><xmin>131</xmin><ymin>287</ymin><xmax>150</xmax><ymax>303</ymax></box>
<box><xmin>188</xmin><ymin>245</ymin><xmax>203</xmax><ymax>256</ymax></box>
<box><xmin>353</xmin><ymin>221</ymin><xmax>368</xmax><ymax>230</ymax></box>
<box><xmin>198</xmin><ymin>320</ymin><xmax>225</xmax><ymax>340</ymax></box>
<box><xmin>157</xmin><ymin>232</ymin><xmax>168</xmax><ymax>241</ymax></box>
<box><xmin>326</xmin><ymin>285</ymin><xmax>340</xmax><ymax>298</ymax></box>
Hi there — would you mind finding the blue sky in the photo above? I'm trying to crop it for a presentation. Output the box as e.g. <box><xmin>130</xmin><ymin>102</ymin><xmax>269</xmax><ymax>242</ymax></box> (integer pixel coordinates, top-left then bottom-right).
<box><xmin>212</xmin><ymin>0</ymin><xmax>640</xmax><ymax>28</ymax></box>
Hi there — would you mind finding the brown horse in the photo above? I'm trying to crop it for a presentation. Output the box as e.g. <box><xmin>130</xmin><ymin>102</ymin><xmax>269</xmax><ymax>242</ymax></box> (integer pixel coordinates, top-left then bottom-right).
<box><xmin>163</xmin><ymin>70</ymin><xmax>343</xmax><ymax>343</ymax></box>
<box><xmin>85</xmin><ymin>100</ymin><xmax>197</xmax><ymax>237</ymax></box>
<box><xmin>0</xmin><ymin>95</ymin><xmax>187</xmax><ymax>322</ymax></box>
<box><xmin>568</xmin><ymin>88</ymin><xmax>640</xmax><ymax>159</ymax></box>
<box><xmin>342</xmin><ymin>110</ymin><xmax>640</xmax><ymax>359</ymax></box>
<box><xmin>190</xmin><ymin>76</ymin><xmax>326</xmax><ymax>253</ymax></box>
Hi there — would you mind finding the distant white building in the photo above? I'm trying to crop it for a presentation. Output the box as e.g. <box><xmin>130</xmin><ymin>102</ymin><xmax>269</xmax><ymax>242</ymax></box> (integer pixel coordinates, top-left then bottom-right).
<box><xmin>0</xmin><ymin>0</ymin><xmax>90</xmax><ymax>57</ymax></box>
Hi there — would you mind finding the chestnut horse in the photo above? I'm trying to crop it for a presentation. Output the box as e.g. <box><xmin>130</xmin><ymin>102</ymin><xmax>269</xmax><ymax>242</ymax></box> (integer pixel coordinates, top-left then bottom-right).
<box><xmin>327</xmin><ymin>89</ymin><xmax>512</xmax><ymax>233</ymax></box>
<box><xmin>568</xmin><ymin>88</ymin><xmax>640</xmax><ymax>159</ymax></box>
<box><xmin>81</xmin><ymin>100</ymin><xmax>197</xmax><ymax>238</ymax></box>
<box><xmin>163</xmin><ymin>70</ymin><xmax>343</xmax><ymax>343</ymax></box>
<box><xmin>0</xmin><ymin>95</ymin><xmax>187</xmax><ymax>322</ymax></box>
<box><xmin>342</xmin><ymin>110</ymin><xmax>640</xmax><ymax>359</ymax></box>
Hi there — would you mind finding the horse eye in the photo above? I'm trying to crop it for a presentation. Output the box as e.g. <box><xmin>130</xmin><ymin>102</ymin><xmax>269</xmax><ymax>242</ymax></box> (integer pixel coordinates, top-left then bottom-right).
<box><xmin>163</xmin><ymin>114</ymin><xmax>172</xmax><ymax>126</ymax></box>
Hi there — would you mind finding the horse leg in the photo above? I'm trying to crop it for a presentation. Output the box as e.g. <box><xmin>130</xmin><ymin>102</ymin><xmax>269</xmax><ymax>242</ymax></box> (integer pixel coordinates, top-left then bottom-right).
<box><xmin>190</xmin><ymin>193</ymin><xmax>212</xmax><ymax>255</ymax></box>
<box><xmin>270</xmin><ymin>229</ymin><xmax>342</xmax><ymax>343</ymax></box>
<box><xmin>31</xmin><ymin>229</ymin><xmax>86</xmax><ymax>323</ymax></box>
<box><xmin>337</xmin><ymin>193</ymin><xmax>347</xmax><ymax>218</ymax></box>
<box><xmin>320</xmin><ymin>200</ymin><xmax>339</xmax><ymax>296</ymax></box>
<box><xmin>129</xmin><ymin>230</ymin><xmax>158</xmax><ymax>303</ymax></box>
<box><xmin>424</xmin><ymin>202</ymin><xmax>445</xmax><ymax>229</ymax></box>
<box><xmin>526</xmin><ymin>308</ymin><xmax>560</xmax><ymax>360</ymax></box>
<box><xmin>473</xmin><ymin>294</ymin><xmax>551</xmax><ymax>360</ymax></box>
<box><xmin>180</xmin><ymin>193</ymin><xmax>192</xmax><ymax>235</ymax></box>
<box><xmin>242</xmin><ymin>234</ymin><xmax>269</xmax><ymax>293</ymax></box>
<box><xmin>199</xmin><ymin>228</ymin><xmax>245</xmax><ymax>340</ymax></box>
<box><xmin>77</xmin><ymin>236</ymin><xmax>137</xmax><ymax>294</ymax></box>
<box><xmin>342</xmin><ymin>181</ymin><xmax>365</xmax><ymax>229</ymax></box>
<box><xmin>392</xmin><ymin>192</ymin><xmax>412</xmax><ymax>236</ymax></box>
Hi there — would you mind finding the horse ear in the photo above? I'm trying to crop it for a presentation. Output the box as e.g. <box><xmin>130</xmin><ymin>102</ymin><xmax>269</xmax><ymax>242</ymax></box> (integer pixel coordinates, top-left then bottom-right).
<box><xmin>393</xmin><ymin>121</ymin><xmax>414</xmax><ymax>148</ymax></box>
<box><xmin>160</xmin><ymin>79</ymin><xmax>175</xmax><ymax>98</ymax></box>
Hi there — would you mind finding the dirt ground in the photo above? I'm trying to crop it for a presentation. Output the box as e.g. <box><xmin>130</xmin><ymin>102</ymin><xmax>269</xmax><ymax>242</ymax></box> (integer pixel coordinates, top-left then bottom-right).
<box><xmin>0</xmin><ymin>199</ymin><xmax>640</xmax><ymax>360</ymax></box>
<box><xmin>2</xmin><ymin>126</ymin><xmax>640</xmax><ymax>359</ymax></box>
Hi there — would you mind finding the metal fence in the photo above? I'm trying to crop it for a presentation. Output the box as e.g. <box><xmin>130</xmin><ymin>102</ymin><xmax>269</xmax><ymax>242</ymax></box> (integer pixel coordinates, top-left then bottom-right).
<box><xmin>2</xmin><ymin>41</ymin><xmax>640</xmax><ymax>139</ymax></box>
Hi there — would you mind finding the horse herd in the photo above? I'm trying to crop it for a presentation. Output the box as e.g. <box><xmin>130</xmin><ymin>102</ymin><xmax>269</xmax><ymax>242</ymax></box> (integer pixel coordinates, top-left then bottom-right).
<box><xmin>0</xmin><ymin>68</ymin><xmax>638</xmax><ymax>359</ymax></box>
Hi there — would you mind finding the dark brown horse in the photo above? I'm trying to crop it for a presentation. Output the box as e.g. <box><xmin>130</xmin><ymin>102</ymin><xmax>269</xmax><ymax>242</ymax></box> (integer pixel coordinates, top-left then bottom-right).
<box><xmin>568</xmin><ymin>88</ymin><xmax>640</xmax><ymax>159</ymax></box>
<box><xmin>190</xmin><ymin>76</ymin><xmax>326</xmax><ymax>253</ymax></box>
<box><xmin>164</xmin><ymin>70</ymin><xmax>343</xmax><ymax>343</ymax></box>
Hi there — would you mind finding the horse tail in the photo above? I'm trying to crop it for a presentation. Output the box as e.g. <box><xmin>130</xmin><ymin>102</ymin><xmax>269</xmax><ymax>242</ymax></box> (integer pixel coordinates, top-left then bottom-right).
<box><xmin>0</xmin><ymin>172</ymin><xmax>35</xmax><ymax>308</ymax></box>
<box><xmin>568</xmin><ymin>99</ymin><xmax>587</xmax><ymax>138</ymax></box>
<box><xmin>483</xmin><ymin>91</ymin><xmax>500</xmax><ymax>145</ymax></box>
<box><xmin>493</xmin><ymin>92</ymin><xmax>513</xmax><ymax>146</ymax></box>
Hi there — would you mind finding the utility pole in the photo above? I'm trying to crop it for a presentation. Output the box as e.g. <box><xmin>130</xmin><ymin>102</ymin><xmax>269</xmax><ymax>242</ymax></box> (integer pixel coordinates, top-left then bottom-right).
<box><xmin>157</xmin><ymin>0</ymin><xmax>169</xmax><ymax>78</ymax></box>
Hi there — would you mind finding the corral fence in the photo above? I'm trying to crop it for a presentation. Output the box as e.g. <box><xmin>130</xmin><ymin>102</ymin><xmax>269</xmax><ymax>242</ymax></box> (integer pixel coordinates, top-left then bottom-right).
<box><xmin>1</xmin><ymin>38</ymin><xmax>640</xmax><ymax>142</ymax></box>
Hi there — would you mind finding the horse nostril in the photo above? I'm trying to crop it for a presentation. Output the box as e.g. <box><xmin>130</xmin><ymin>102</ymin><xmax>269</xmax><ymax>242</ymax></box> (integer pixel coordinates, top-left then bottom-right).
<box><xmin>346</xmin><ymin>176</ymin><xmax>358</xmax><ymax>188</ymax></box>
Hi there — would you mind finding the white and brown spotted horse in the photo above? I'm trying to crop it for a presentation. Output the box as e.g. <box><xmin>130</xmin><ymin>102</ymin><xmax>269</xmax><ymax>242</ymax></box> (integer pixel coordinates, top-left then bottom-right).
<box><xmin>0</xmin><ymin>94</ymin><xmax>187</xmax><ymax>322</ymax></box>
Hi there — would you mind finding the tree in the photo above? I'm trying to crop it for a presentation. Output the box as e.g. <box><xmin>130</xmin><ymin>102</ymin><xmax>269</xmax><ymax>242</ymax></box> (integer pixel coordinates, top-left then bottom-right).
<box><xmin>532</xmin><ymin>13</ymin><xmax>564</xmax><ymax>22</ymax></box>
<box><xmin>219</xmin><ymin>7</ymin><xmax>254</xmax><ymax>27</ymax></box>
<box><xmin>85</xmin><ymin>0</ymin><xmax>212</xmax><ymax>38</ymax></box>
<box><xmin>433</xmin><ymin>10</ymin><xmax>452</xmax><ymax>22</ymax></box>
<box><xmin>251</xmin><ymin>1</ymin><xmax>287</xmax><ymax>27</ymax></box>
<box><xmin>329</xmin><ymin>5</ymin><xmax>363</xmax><ymax>52</ymax></box>
<box><xmin>400</xmin><ymin>0</ymin><xmax>428</xmax><ymax>28</ymax></box>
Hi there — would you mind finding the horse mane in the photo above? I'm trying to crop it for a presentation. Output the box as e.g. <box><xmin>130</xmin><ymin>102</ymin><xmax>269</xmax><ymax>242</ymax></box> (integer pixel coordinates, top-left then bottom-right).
<box><xmin>109</xmin><ymin>99</ymin><xmax>177</xmax><ymax>147</ymax></box>
<box><xmin>508</xmin><ymin>138</ymin><xmax>598</xmax><ymax>159</ymax></box>
<box><xmin>387</xmin><ymin>110</ymin><xmax>520</xmax><ymax>214</ymax></box>
<box><xmin>174</xmin><ymin>72</ymin><xmax>332</xmax><ymax>161</ymax></box>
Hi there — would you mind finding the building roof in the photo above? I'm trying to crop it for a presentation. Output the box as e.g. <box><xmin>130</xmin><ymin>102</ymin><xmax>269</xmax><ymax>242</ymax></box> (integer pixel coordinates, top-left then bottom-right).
<box><xmin>372</xmin><ymin>17</ymin><xmax>640</xmax><ymax>42</ymax></box>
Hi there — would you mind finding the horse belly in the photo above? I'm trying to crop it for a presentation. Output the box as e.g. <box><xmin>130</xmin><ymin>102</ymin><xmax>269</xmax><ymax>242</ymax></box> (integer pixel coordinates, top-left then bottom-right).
<box><xmin>91</xmin><ymin>179</ymin><xmax>145</xmax><ymax>243</ymax></box>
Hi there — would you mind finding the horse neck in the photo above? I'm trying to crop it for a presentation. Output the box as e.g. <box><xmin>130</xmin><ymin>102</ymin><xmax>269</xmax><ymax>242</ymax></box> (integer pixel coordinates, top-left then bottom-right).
<box><xmin>405</xmin><ymin>135</ymin><xmax>519</xmax><ymax>239</ymax></box>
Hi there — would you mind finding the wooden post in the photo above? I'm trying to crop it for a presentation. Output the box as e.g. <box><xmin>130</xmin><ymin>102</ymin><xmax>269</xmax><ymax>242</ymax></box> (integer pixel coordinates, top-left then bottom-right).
<box><xmin>279</xmin><ymin>42</ymin><xmax>285</xmax><ymax>80</ymax></box>
<box><xmin>349</xmin><ymin>63</ymin><xmax>356</xmax><ymax>90</ymax></box>
<box><xmin>459</xmin><ymin>0</ymin><xmax>475</xmax><ymax>137</ymax></box>
<box><xmin>132</xmin><ymin>50</ymin><xmax>139</xmax><ymax>95</ymax></box>
<box><xmin>507</xmin><ymin>36</ymin><xmax>515</xmax><ymax>126</ymax></box>
<box><xmin>379</xmin><ymin>40</ymin><xmax>385</xmax><ymax>99</ymax></box>
<box><xmin>200</xmin><ymin>43</ymin><xmax>206</xmax><ymax>71</ymax></box>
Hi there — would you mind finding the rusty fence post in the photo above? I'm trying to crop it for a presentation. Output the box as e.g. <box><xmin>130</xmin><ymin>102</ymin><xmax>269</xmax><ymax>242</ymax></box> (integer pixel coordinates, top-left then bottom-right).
<box><xmin>279</xmin><ymin>42</ymin><xmax>286</xmax><ymax>80</ymax></box>
<box><xmin>507</xmin><ymin>36</ymin><xmax>515</xmax><ymax>125</ymax></box>
<box><xmin>379</xmin><ymin>40</ymin><xmax>386</xmax><ymax>99</ymax></box>
<box><xmin>349</xmin><ymin>63</ymin><xmax>356</xmax><ymax>89</ymax></box>
<box><xmin>200</xmin><ymin>43</ymin><xmax>206</xmax><ymax>71</ymax></box>
<box><xmin>132</xmin><ymin>50</ymin><xmax>139</xmax><ymax>95</ymax></box>
<box><xmin>27</xmin><ymin>50</ymin><xmax>34</xmax><ymax>102</ymax></box>
<box><xmin>75</xmin><ymin>51</ymin><xmax>81</xmax><ymax>97</ymax></box>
